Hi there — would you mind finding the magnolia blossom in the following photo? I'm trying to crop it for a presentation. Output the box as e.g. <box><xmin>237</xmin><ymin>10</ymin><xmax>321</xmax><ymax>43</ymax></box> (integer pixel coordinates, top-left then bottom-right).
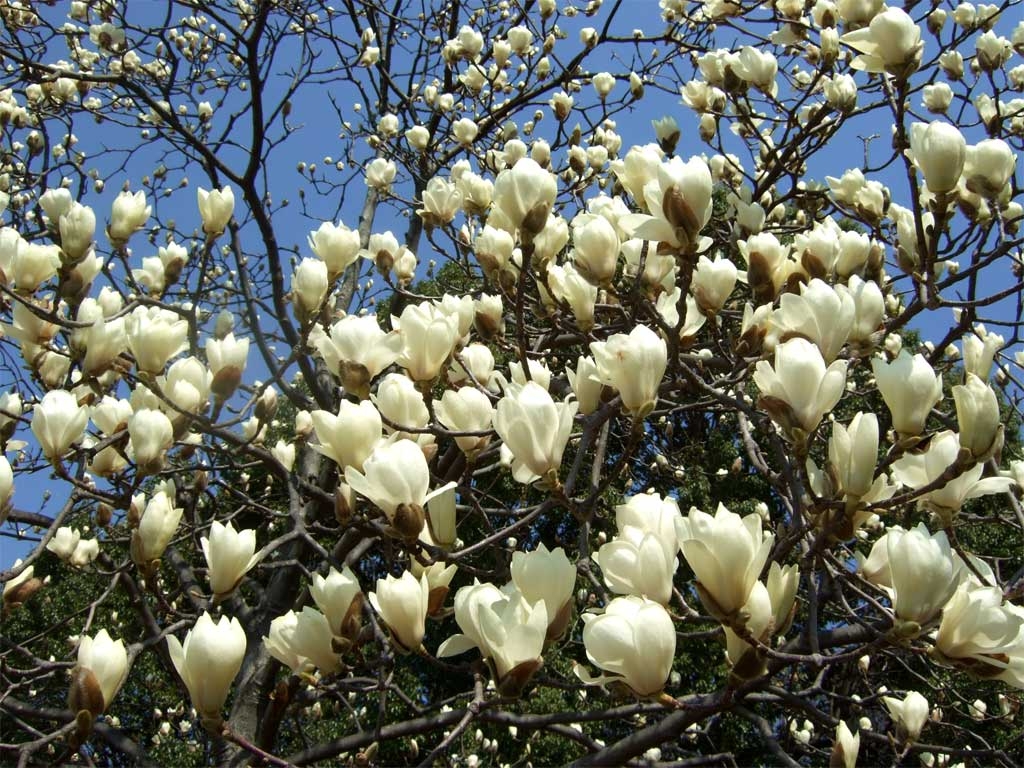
<box><xmin>47</xmin><ymin>526</ymin><xmax>81</xmax><ymax>561</ymax></box>
<box><xmin>753</xmin><ymin>337</ymin><xmax>848</xmax><ymax>436</ymax></box>
<box><xmin>31</xmin><ymin>389</ymin><xmax>89</xmax><ymax>461</ymax></box>
<box><xmin>566</xmin><ymin>355</ymin><xmax>603</xmax><ymax>415</ymax></box>
<box><xmin>345</xmin><ymin>438</ymin><xmax>455</xmax><ymax>540</ymax></box>
<box><xmin>69</xmin><ymin>629</ymin><xmax>128</xmax><ymax>717</ymax></box>
<box><xmin>308</xmin><ymin>221</ymin><xmax>361</xmax><ymax>279</ymax></box>
<box><xmin>154</xmin><ymin>360</ymin><xmax>210</xmax><ymax>428</ymax></box>
<box><xmin>270</xmin><ymin>440</ymin><xmax>295</xmax><ymax>471</ymax></box>
<box><xmin>410</xmin><ymin>556</ymin><xmax>457</xmax><ymax>617</ymax></box>
<box><xmin>883</xmin><ymin>691</ymin><xmax>930</xmax><ymax>743</ymax></box>
<box><xmin>395</xmin><ymin>302</ymin><xmax>461</xmax><ymax>382</ymax></box>
<box><xmin>418</xmin><ymin>177</ymin><xmax>463</xmax><ymax>228</ymax></box>
<box><xmin>886</xmin><ymin>524</ymin><xmax>959</xmax><ymax>629</ymax></box>
<box><xmin>630</xmin><ymin>155</ymin><xmax>712</xmax><ymax>251</ymax></box>
<box><xmin>766</xmin><ymin>562</ymin><xmax>799</xmax><ymax>637</ymax></box>
<box><xmin>437</xmin><ymin>581</ymin><xmax>502</xmax><ymax>657</ymax></box>
<box><xmin>593</xmin><ymin>525</ymin><xmax>677</xmax><ymax>605</ymax></box>
<box><xmin>201</xmin><ymin>520</ymin><xmax>262</xmax><ymax>601</ymax></box>
<box><xmin>264</xmin><ymin>607</ymin><xmax>342</xmax><ymax>674</ymax></box>
<box><xmin>571</xmin><ymin>214</ymin><xmax>620</xmax><ymax>285</ymax></box>
<box><xmin>609</xmin><ymin>143</ymin><xmax>663</xmax><ymax>204</ymax></box>
<box><xmin>691</xmin><ymin>255</ymin><xmax>737</xmax><ymax>315</ymax></box>
<box><xmin>511</xmin><ymin>544</ymin><xmax>576</xmax><ymax>641</ymax></box>
<box><xmin>578</xmin><ymin>596</ymin><xmax>675</xmax><ymax>697</ymax></box>
<box><xmin>616</xmin><ymin>492</ymin><xmax>682</xmax><ymax>554</ymax></box>
<box><xmin>934</xmin><ymin>583</ymin><xmax>1024</xmax><ymax>686</ymax></box>
<box><xmin>492</xmin><ymin>158</ymin><xmax>557</xmax><ymax>236</ymax></box>
<box><xmin>871</xmin><ymin>351</ymin><xmax>943</xmax><ymax>437</ymax></box>
<box><xmin>494</xmin><ymin>381</ymin><xmax>577</xmax><ymax>485</ymax></box>
<box><xmin>107</xmin><ymin>190</ymin><xmax>150</xmax><ymax>245</ymax></box>
<box><xmin>197</xmin><ymin>186</ymin><xmax>234</xmax><ymax>235</ymax></box>
<box><xmin>167</xmin><ymin>613</ymin><xmax>246</xmax><ymax>728</ymax></box>
<box><xmin>206</xmin><ymin>333</ymin><xmax>249</xmax><ymax>400</ymax></box>
<box><xmin>766</xmin><ymin>278</ymin><xmax>854</xmax><ymax>363</ymax></box>
<box><xmin>438</xmin><ymin>584</ymin><xmax>548</xmax><ymax>696</ymax></box>
<box><xmin>963</xmin><ymin>138</ymin><xmax>1016</xmax><ymax>197</ymax></box>
<box><xmin>59</xmin><ymin>202</ymin><xmax>96</xmax><ymax>262</ymax></box>
<box><xmin>832</xmin><ymin>721</ymin><xmax>861</xmax><ymax>768</ymax></box>
<box><xmin>81</xmin><ymin>316</ymin><xmax>128</xmax><ymax>376</ymax></box>
<box><xmin>891</xmin><ymin>430</ymin><xmax>1013</xmax><ymax>523</ymax></box>
<box><xmin>677</xmin><ymin>503</ymin><xmax>774</xmax><ymax>622</ymax></box>
<box><xmin>953</xmin><ymin>373</ymin><xmax>1001</xmax><ymax>460</ymax></box>
<box><xmin>312</xmin><ymin>314</ymin><xmax>402</xmax><ymax>398</ymax></box>
<box><xmin>40</xmin><ymin>188</ymin><xmax>73</xmax><ymax>221</ymax></box>
<box><xmin>365</xmin><ymin>158</ymin><xmax>396</xmax><ymax>191</ymax></box>
<box><xmin>589</xmin><ymin>324</ymin><xmax>667</xmax><ymax>418</ymax></box>
<box><xmin>3</xmin><ymin>560</ymin><xmax>41</xmax><ymax>612</ymax></box>
<box><xmin>545</xmin><ymin>262</ymin><xmax>598</xmax><ymax>331</ymax></box>
<box><xmin>723</xmin><ymin>581</ymin><xmax>774</xmax><ymax>679</ymax></box>
<box><xmin>909</xmin><ymin>122</ymin><xmax>965</xmax><ymax>194</ymax></box>
<box><xmin>130</xmin><ymin>488</ymin><xmax>182</xmax><ymax>569</ymax></box>
<box><xmin>291</xmin><ymin>258</ymin><xmax>329</xmax><ymax>321</ymax></box>
<box><xmin>126</xmin><ymin>306</ymin><xmax>188</xmax><ymax>374</ymax></box>
<box><xmin>434</xmin><ymin>387</ymin><xmax>494</xmax><ymax>458</ymax></box>
<box><xmin>11</xmin><ymin>241</ymin><xmax>59</xmax><ymax>291</ymax></box>
<box><xmin>69</xmin><ymin>538</ymin><xmax>99</xmax><ymax>567</ymax></box>
<box><xmin>310</xmin><ymin>566</ymin><xmax>363</xmax><ymax>643</ymax></box>
<box><xmin>369</xmin><ymin>571</ymin><xmax>430</xmax><ymax>652</ymax></box>
<box><xmin>731</xmin><ymin>46</ymin><xmax>778</xmax><ymax>96</ymax></box>
<box><xmin>0</xmin><ymin>455</ymin><xmax>11</xmax><ymax>510</ymax></box>
<box><xmin>841</xmin><ymin>7</ymin><xmax>923</xmax><ymax>77</ymax></box>
<box><xmin>842</xmin><ymin>275</ymin><xmax>884</xmax><ymax>345</ymax></box>
<box><xmin>806</xmin><ymin>412</ymin><xmax>897</xmax><ymax>526</ymax></box>
<box><xmin>310</xmin><ymin>399</ymin><xmax>382</xmax><ymax>472</ymax></box>
<box><xmin>962</xmin><ymin>326</ymin><xmax>1004</xmax><ymax>380</ymax></box>
<box><xmin>829</xmin><ymin>412</ymin><xmax>881</xmax><ymax>500</ymax></box>
<box><xmin>425</xmin><ymin>487</ymin><xmax>458</xmax><ymax>548</ymax></box>
<box><xmin>621</xmin><ymin>238</ymin><xmax>675</xmax><ymax>291</ymax></box>
<box><xmin>127</xmin><ymin>408</ymin><xmax>174</xmax><ymax>475</ymax></box>
<box><xmin>373</xmin><ymin>373</ymin><xmax>430</xmax><ymax>445</ymax></box>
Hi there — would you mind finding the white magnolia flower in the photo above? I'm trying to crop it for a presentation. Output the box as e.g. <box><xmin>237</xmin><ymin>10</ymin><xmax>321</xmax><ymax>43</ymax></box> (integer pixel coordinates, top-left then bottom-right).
<box><xmin>872</xmin><ymin>351</ymin><xmax>943</xmax><ymax>437</ymax></box>
<box><xmin>31</xmin><ymin>390</ymin><xmax>89</xmax><ymax>461</ymax></box>
<box><xmin>264</xmin><ymin>607</ymin><xmax>341</xmax><ymax>674</ymax></box>
<box><xmin>167</xmin><ymin>613</ymin><xmax>246</xmax><ymax>727</ymax></box>
<box><xmin>494</xmin><ymin>382</ymin><xmax>577</xmax><ymax>485</ymax></box>
<box><xmin>891</xmin><ymin>430</ymin><xmax>1013</xmax><ymax>523</ymax></box>
<box><xmin>345</xmin><ymin>438</ymin><xmax>455</xmax><ymax>539</ymax></box>
<box><xmin>511</xmin><ymin>544</ymin><xmax>576</xmax><ymax>640</ymax></box>
<box><xmin>677</xmin><ymin>503</ymin><xmax>774</xmax><ymax>622</ymax></box>
<box><xmin>883</xmin><ymin>691</ymin><xmax>930</xmax><ymax>743</ymax></box>
<box><xmin>589</xmin><ymin>324</ymin><xmax>667</xmax><ymax>418</ymax></box>
<box><xmin>69</xmin><ymin>629</ymin><xmax>128</xmax><ymax>716</ymax></box>
<box><xmin>438</xmin><ymin>584</ymin><xmax>548</xmax><ymax>696</ymax></box>
<box><xmin>310</xmin><ymin>565</ymin><xmax>363</xmax><ymax>641</ymax></box>
<box><xmin>369</xmin><ymin>570</ymin><xmax>430</xmax><ymax>652</ymax></box>
<box><xmin>196</xmin><ymin>186</ymin><xmax>234</xmax><ymax>235</ymax></box>
<box><xmin>753</xmin><ymin>337</ymin><xmax>848</xmax><ymax>436</ymax></box>
<box><xmin>578</xmin><ymin>596</ymin><xmax>675</xmax><ymax>697</ymax></box>
<box><xmin>310</xmin><ymin>400</ymin><xmax>382</xmax><ymax>472</ymax></box>
<box><xmin>200</xmin><ymin>520</ymin><xmax>262</xmax><ymax>601</ymax></box>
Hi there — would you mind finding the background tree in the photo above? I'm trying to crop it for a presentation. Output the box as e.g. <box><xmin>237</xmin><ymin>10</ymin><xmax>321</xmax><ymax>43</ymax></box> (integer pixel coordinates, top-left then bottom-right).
<box><xmin>1</xmin><ymin>0</ymin><xmax>1023</xmax><ymax>766</ymax></box>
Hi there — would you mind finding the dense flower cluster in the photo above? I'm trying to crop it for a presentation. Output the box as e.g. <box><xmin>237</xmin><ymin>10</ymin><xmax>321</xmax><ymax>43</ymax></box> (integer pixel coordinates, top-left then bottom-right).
<box><xmin>0</xmin><ymin>0</ymin><xmax>1022</xmax><ymax>765</ymax></box>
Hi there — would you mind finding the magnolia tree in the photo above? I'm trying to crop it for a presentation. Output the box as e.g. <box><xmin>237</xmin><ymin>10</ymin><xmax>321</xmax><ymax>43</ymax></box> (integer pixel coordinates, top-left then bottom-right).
<box><xmin>1</xmin><ymin>0</ymin><xmax>1024</xmax><ymax>765</ymax></box>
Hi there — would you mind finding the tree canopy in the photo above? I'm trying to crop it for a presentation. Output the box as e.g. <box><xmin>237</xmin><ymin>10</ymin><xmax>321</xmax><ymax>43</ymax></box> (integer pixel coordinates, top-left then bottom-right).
<box><xmin>1</xmin><ymin>0</ymin><xmax>1023</xmax><ymax>766</ymax></box>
